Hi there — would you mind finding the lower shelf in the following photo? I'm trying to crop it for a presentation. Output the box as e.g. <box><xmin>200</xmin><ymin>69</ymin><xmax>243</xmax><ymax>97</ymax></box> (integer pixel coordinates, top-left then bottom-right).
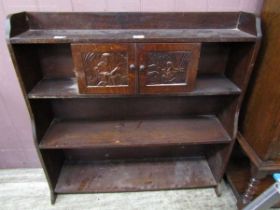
<box><xmin>55</xmin><ymin>157</ymin><xmax>217</xmax><ymax>193</ymax></box>
<box><xmin>40</xmin><ymin>115</ymin><xmax>231</xmax><ymax>149</ymax></box>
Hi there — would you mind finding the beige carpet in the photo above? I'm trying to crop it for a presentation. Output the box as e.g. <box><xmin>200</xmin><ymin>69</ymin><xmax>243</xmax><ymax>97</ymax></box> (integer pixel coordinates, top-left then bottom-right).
<box><xmin>0</xmin><ymin>168</ymin><xmax>241</xmax><ymax>210</ymax></box>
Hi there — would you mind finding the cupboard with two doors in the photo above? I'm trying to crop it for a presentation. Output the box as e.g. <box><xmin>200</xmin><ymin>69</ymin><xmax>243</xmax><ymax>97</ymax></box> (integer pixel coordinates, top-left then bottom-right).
<box><xmin>6</xmin><ymin>12</ymin><xmax>261</xmax><ymax>203</ymax></box>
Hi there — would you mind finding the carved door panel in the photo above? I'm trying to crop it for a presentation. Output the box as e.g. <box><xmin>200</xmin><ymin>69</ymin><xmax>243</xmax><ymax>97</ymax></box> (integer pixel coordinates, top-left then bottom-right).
<box><xmin>71</xmin><ymin>43</ymin><xmax>136</xmax><ymax>94</ymax></box>
<box><xmin>138</xmin><ymin>43</ymin><xmax>201</xmax><ymax>94</ymax></box>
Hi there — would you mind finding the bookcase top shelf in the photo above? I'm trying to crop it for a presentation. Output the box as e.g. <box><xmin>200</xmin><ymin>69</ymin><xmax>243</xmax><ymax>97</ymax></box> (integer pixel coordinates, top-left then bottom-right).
<box><xmin>7</xmin><ymin>12</ymin><xmax>261</xmax><ymax>44</ymax></box>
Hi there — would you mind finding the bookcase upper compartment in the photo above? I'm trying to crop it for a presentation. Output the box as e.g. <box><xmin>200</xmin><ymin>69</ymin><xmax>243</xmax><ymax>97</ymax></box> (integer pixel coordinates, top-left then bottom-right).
<box><xmin>7</xmin><ymin>12</ymin><xmax>259</xmax><ymax>43</ymax></box>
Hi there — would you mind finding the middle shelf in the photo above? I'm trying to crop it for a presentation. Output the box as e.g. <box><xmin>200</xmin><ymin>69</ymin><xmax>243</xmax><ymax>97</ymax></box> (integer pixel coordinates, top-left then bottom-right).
<box><xmin>39</xmin><ymin>115</ymin><xmax>231</xmax><ymax>149</ymax></box>
<box><xmin>28</xmin><ymin>76</ymin><xmax>241</xmax><ymax>99</ymax></box>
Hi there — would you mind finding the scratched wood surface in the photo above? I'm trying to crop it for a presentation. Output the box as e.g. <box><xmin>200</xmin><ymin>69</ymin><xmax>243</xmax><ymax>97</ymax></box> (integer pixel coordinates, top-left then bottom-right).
<box><xmin>39</xmin><ymin>116</ymin><xmax>231</xmax><ymax>149</ymax></box>
<box><xmin>0</xmin><ymin>168</ymin><xmax>239</xmax><ymax>210</ymax></box>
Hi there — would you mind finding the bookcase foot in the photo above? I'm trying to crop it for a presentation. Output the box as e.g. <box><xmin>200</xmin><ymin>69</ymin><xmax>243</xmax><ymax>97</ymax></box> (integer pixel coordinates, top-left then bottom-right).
<box><xmin>50</xmin><ymin>192</ymin><xmax>57</xmax><ymax>205</ymax></box>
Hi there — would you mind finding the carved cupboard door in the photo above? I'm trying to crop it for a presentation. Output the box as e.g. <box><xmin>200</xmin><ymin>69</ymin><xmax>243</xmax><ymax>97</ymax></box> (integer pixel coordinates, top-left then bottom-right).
<box><xmin>71</xmin><ymin>43</ymin><xmax>136</xmax><ymax>94</ymax></box>
<box><xmin>138</xmin><ymin>43</ymin><xmax>201</xmax><ymax>94</ymax></box>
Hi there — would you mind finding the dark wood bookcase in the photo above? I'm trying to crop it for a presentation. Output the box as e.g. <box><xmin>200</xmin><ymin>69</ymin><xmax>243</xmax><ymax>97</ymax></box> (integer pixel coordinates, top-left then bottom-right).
<box><xmin>6</xmin><ymin>12</ymin><xmax>261</xmax><ymax>204</ymax></box>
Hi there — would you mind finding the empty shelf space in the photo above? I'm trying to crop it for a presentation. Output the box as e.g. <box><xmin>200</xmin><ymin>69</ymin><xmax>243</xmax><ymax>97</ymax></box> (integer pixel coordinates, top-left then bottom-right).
<box><xmin>55</xmin><ymin>157</ymin><xmax>217</xmax><ymax>193</ymax></box>
<box><xmin>10</xmin><ymin>28</ymin><xmax>257</xmax><ymax>44</ymax></box>
<box><xmin>28</xmin><ymin>76</ymin><xmax>241</xmax><ymax>99</ymax></box>
<box><xmin>39</xmin><ymin>116</ymin><xmax>231</xmax><ymax>149</ymax></box>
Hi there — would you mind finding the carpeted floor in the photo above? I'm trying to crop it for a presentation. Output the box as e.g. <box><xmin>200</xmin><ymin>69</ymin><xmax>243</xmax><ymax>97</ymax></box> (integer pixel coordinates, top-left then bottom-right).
<box><xmin>0</xmin><ymin>168</ymin><xmax>254</xmax><ymax>210</ymax></box>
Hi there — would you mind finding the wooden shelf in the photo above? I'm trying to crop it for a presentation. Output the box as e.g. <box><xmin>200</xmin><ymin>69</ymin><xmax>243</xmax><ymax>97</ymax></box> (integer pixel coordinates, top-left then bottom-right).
<box><xmin>29</xmin><ymin>76</ymin><xmax>241</xmax><ymax>99</ymax></box>
<box><xmin>55</xmin><ymin>157</ymin><xmax>217</xmax><ymax>193</ymax></box>
<box><xmin>39</xmin><ymin>115</ymin><xmax>231</xmax><ymax>149</ymax></box>
<box><xmin>10</xmin><ymin>28</ymin><xmax>257</xmax><ymax>44</ymax></box>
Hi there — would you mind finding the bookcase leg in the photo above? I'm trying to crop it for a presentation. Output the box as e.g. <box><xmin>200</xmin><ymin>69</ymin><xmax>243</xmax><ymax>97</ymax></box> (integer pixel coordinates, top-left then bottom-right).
<box><xmin>215</xmin><ymin>182</ymin><xmax>223</xmax><ymax>197</ymax></box>
<box><xmin>50</xmin><ymin>192</ymin><xmax>57</xmax><ymax>205</ymax></box>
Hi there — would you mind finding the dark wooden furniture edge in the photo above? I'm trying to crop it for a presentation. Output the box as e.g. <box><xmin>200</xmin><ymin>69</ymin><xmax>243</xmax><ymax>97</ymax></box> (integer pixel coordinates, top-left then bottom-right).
<box><xmin>5</xmin><ymin>11</ymin><xmax>59</xmax><ymax>205</ymax></box>
<box><xmin>5</xmin><ymin>12</ymin><xmax>29</xmax><ymax>38</ymax></box>
<box><xmin>237</xmin><ymin>132</ymin><xmax>280</xmax><ymax>172</ymax></box>
<box><xmin>226</xmin><ymin>161</ymin><xmax>280</xmax><ymax>209</ymax></box>
<box><xmin>226</xmin><ymin>133</ymin><xmax>280</xmax><ymax>209</ymax></box>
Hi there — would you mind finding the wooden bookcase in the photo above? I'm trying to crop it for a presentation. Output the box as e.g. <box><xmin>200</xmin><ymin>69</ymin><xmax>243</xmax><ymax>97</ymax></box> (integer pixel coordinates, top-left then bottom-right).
<box><xmin>6</xmin><ymin>12</ymin><xmax>261</xmax><ymax>204</ymax></box>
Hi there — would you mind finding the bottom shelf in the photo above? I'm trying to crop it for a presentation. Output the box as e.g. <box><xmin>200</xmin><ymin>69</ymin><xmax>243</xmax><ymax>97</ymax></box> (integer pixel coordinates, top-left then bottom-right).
<box><xmin>55</xmin><ymin>157</ymin><xmax>217</xmax><ymax>193</ymax></box>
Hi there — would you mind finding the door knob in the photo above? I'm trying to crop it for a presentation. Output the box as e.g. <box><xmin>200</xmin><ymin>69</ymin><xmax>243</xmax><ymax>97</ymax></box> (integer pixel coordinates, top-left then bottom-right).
<box><xmin>139</xmin><ymin>65</ymin><xmax>146</xmax><ymax>71</ymax></box>
<box><xmin>129</xmin><ymin>64</ymin><xmax>136</xmax><ymax>71</ymax></box>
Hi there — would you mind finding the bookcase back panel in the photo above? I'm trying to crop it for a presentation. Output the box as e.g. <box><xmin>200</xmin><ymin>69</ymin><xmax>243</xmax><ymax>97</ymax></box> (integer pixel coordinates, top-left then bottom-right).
<box><xmin>50</xmin><ymin>96</ymin><xmax>235</xmax><ymax>120</ymax></box>
<box><xmin>198</xmin><ymin>43</ymin><xmax>230</xmax><ymax>75</ymax></box>
<box><xmin>37</xmin><ymin>44</ymin><xmax>74</xmax><ymax>78</ymax></box>
<box><xmin>62</xmin><ymin>146</ymin><xmax>216</xmax><ymax>161</ymax></box>
<box><xmin>26</xmin><ymin>13</ymin><xmax>240</xmax><ymax>30</ymax></box>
